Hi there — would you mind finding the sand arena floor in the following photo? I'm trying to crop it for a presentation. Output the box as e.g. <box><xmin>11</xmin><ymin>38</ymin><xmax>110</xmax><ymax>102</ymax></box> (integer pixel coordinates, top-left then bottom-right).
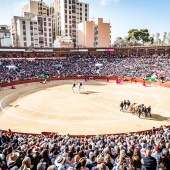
<box><xmin>0</xmin><ymin>80</ymin><xmax>170</xmax><ymax>135</ymax></box>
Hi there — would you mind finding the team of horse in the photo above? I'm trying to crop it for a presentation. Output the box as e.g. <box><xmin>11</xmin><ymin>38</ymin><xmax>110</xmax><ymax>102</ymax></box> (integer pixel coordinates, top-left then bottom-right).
<box><xmin>129</xmin><ymin>103</ymin><xmax>152</xmax><ymax>118</ymax></box>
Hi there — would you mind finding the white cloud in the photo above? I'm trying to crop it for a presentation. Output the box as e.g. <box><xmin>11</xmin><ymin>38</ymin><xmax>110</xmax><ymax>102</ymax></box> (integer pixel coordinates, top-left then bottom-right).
<box><xmin>100</xmin><ymin>0</ymin><xmax>119</xmax><ymax>6</ymax></box>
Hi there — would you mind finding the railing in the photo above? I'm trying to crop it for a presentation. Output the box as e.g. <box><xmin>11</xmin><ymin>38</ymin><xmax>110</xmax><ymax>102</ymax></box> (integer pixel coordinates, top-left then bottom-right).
<box><xmin>0</xmin><ymin>76</ymin><xmax>170</xmax><ymax>137</ymax></box>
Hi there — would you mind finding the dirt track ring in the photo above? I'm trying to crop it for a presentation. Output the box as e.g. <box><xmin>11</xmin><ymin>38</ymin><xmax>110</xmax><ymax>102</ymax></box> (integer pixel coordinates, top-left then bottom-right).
<box><xmin>0</xmin><ymin>80</ymin><xmax>170</xmax><ymax>135</ymax></box>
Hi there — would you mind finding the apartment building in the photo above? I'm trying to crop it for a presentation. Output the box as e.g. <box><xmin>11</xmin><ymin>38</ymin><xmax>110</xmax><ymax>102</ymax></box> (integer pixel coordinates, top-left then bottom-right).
<box><xmin>78</xmin><ymin>18</ymin><xmax>111</xmax><ymax>48</ymax></box>
<box><xmin>78</xmin><ymin>21</ymin><xmax>94</xmax><ymax>47</ymax></box>
<box><xmin>22</xmin><ymin>0</ymin><xmax>49</xmax><ymax>17</ymax></box>
<box><xmin>50</xmin><ymin>0</ymin><xmax>89</xmax><ymax>46</ymax></box>
<box><xmin>11</xmin><ymin>12</ymin><xmax>53</xmax><ymax>47</ymax></box>
<box><xmin>94</xmin><ymin>18</ymin><xmax>111</xmax><ymax>47</ymax></box>
<box><xmin>0</xmin><ymin>25</ymin><xmax>12</xmax><ymax>47</ymax></box>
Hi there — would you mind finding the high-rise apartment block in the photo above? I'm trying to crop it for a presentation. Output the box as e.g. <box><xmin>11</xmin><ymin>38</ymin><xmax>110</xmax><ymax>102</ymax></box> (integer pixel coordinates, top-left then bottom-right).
<box><xmin>11</xmin><ymin>12</ymin><xmax>52</xmax><ymax>47</ymax></box>
<box><xmin>49</xmin><ymin>0</ymin><xmax>89</xmax><ymax>46</ymax></box>
<box><xmin>22</xmin><ymin>0</ymin><xmax>49</xmax><ymax>17</ymax></box>
<box><xmin>78</xmin><ymin>18</ymin><xmax>111</xmax><ymax>48</ymax></box>
<box><xmin>0</xmin><ymin>25</ymin><xmax>12</xmax><ymax>47</ymax></box>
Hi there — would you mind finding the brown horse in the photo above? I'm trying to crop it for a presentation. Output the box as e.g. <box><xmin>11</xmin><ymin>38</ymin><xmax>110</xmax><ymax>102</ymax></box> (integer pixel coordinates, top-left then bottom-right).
<box><xmin>129</xmin><ymin>103</ymin><xmax>138</xmax><ymax>114</ymax></box>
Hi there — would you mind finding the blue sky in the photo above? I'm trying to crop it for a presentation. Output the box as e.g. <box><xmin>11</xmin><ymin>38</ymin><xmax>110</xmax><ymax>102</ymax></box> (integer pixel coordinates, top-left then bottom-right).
<box><xmin>0</xmin><ymin>0</ymin><xmax>170</xmax><ymax>43</ymax></box>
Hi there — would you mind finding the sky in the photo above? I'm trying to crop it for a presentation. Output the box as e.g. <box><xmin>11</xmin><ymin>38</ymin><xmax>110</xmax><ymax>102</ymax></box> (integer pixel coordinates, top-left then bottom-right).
<box><xmin>0</xmin><ymin>0</ymin><xmax>170</xmax><ymax>43</ymax></box>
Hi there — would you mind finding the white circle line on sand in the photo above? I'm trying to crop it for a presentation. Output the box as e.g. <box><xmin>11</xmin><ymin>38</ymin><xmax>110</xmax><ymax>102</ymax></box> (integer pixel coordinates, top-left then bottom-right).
<box><xmin>17</xmin><ymin>87</ymin><xmax>145</xmax><ymax>117</ymax></box>
<box><xmin>17</xmin><ymin>89</ymin><xmax>108</xmax><ymax>117</ymax></box>
<box><xmin>0</xmin><ymin>87</ymin><xmax>139</xmax><ymax>124</ymax></box>
<box><xmin>0</xmin><ymin>83</ymin><xmax>165</xmax><ymax>125</ymax></box>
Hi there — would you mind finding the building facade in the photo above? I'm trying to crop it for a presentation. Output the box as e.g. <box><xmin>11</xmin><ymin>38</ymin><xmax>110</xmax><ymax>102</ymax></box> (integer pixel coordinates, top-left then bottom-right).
<box><xmin>11</xmin><ymin>12</ymin><xmax>53</xmax><ymax>47</ymax></box>
<box><xmin>49</xmin><ymin>0</ymin><xmax>89</xmax><ymax>46</ymax></box>
<box><xmin>78</xmin><ymin>21</ymin><xmax>94</xmax><ymax>47</ymax></box>
<box><xmin>78</xmin><ymin>18</ymin><xmax>111</xmax><ymax>48</ymax></box>
<box><xmin>94</xmin><ymin>18</ymin><xmax>111</xmax><ymax>48</ymax></box>
<box><xmin>0</xmin><ymin>25</ymin><xmax>12</xmax><ymax>47</ymax></box>
<box><xmin>22</xmin><ymin>0</ymin><xmax>49</xmax><ymax>17</ymax></box>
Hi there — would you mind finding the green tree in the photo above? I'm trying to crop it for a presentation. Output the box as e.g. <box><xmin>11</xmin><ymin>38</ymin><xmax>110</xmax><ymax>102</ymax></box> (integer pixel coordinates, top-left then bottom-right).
<box><xmin>139</xmin><ymin>29</ymin><xmax>150</xmax><ymax>45</ymax></box>
<box><xmin>126</xmin><ymin>29</ymin><xmax>150</xmax><ymax>46</ymax></box>
<box><xmin>149</xmin><ymin>36</ymin><xmax>154</xmax><ymax>44</ymax></box>
<box><xmin>125</xmin><ymin>29</ymin><xmax>140</xmax><ymax>45</ymax></box>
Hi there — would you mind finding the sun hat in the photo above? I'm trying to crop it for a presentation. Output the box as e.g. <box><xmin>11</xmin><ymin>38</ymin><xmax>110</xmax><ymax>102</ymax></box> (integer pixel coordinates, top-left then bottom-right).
<box><xmin>96</xmin><ymin>154</ymin><xmax>103</xmax><ymax>164</ymax></box>
<box><xmin>120</xmin><ymin>149</ymin><xmax>126</xmax><ymax>158</ymax></box>
<box><xmin>55</xmin><ymin>156</ymin><xmax>66</xmax><ymax>166</ymax></box>
<box><xmin>6</xmin><ymin>151</ymin><xmax>20</xmax><ymax>163</ymax></box>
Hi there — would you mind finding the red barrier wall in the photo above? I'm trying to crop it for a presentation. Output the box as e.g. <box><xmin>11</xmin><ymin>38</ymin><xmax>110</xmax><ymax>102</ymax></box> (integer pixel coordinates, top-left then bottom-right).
<box><xmin>0</xmin><ymin>76</ymin><xmax>170</xmax><ymax>137</ymax></box>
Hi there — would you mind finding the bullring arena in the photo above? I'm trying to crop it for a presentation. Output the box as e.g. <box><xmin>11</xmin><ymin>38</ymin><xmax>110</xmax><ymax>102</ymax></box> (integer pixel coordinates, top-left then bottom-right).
<box><xmin>0</xmin><ymin>77</ymin><xmax>170</xmax><ymax>135</ymax></box>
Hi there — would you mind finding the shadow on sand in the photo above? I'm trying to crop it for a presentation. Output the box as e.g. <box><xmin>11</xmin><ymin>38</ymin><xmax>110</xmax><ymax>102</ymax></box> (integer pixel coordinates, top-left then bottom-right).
<box><xmin>139</xmin><ymin>114</ymin><xmax>170</xmax><ymax>121</ymax></box>
<box><xmin>80</xmin><ymin>91</ymin><xmax>99</xmax><ymax>95</ymax></box>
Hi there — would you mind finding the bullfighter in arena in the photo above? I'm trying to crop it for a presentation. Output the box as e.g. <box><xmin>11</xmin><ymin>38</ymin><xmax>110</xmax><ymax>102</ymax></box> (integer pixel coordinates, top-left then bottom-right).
<box><xmin>79</xmin><ymin>82</ymin><xmax>83</xmax><ymax>91</ymax></box>
<box><xmin>72</xmin><ymin>83</ymin><xmax>77</xmax><ymax>93</ymax></box>
<box><xmin>126</xmin><ymin>100</ymin><xmax>131</xmax><ymax>109</ymax></box>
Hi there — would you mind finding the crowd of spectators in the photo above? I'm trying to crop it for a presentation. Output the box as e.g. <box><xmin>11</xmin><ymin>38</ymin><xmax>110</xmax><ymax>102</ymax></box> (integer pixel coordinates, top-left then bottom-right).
<box><xmin>0</xmin><ymin>126</ymin><xmax>170</xmax><ymax>170</ymax></box>
<box><xmin>0</xmin><ymin>54</ymin><xmax>170</xmax><ymax>83</ymax></box>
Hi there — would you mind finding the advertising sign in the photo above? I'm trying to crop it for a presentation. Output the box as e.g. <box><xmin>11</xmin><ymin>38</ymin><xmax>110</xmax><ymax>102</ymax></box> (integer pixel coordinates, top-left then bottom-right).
<box><xmin>96</xmin><ymin>49</ymin><xmax>105</xmax><ymax>51</ymax></box>
<box><xmin>105</xmin><ymin>49</ymin><xmax>114</xmax><ymax>52</ymax></box>
<box><xmin>34</xmin><ymin>49</ymin><xmax>53</xmax><ymax>52</ymax></box>
<box><xmin>79</xmin><ymin>49</ymin><xmax>88</xmax><ymax>52</ymax></box>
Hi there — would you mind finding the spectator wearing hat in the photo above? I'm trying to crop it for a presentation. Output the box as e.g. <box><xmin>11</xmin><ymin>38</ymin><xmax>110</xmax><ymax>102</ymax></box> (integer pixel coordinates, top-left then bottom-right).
<box><xmin>6</xmin><ymin>151</ymin><xmax>20</xmax><ymax>169</ymax></box>
<box><xmin>151</xmin><ymin>146</ymin><xmax>161</xmax><ymax>170</ymax></box>
<box><xmin>91</xmin><ymin>154</ymin><xmax>103</xmax><ymax>170</ymax></box>
<box><xmin>141</xmin><ymin>149</ymin><xmax>157</xmax><ymax>170</ymax></box>
<box><xmin>55</xmin><ymin>155</ymin><xmax>69</xmax><ymax>170</ymax></box>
